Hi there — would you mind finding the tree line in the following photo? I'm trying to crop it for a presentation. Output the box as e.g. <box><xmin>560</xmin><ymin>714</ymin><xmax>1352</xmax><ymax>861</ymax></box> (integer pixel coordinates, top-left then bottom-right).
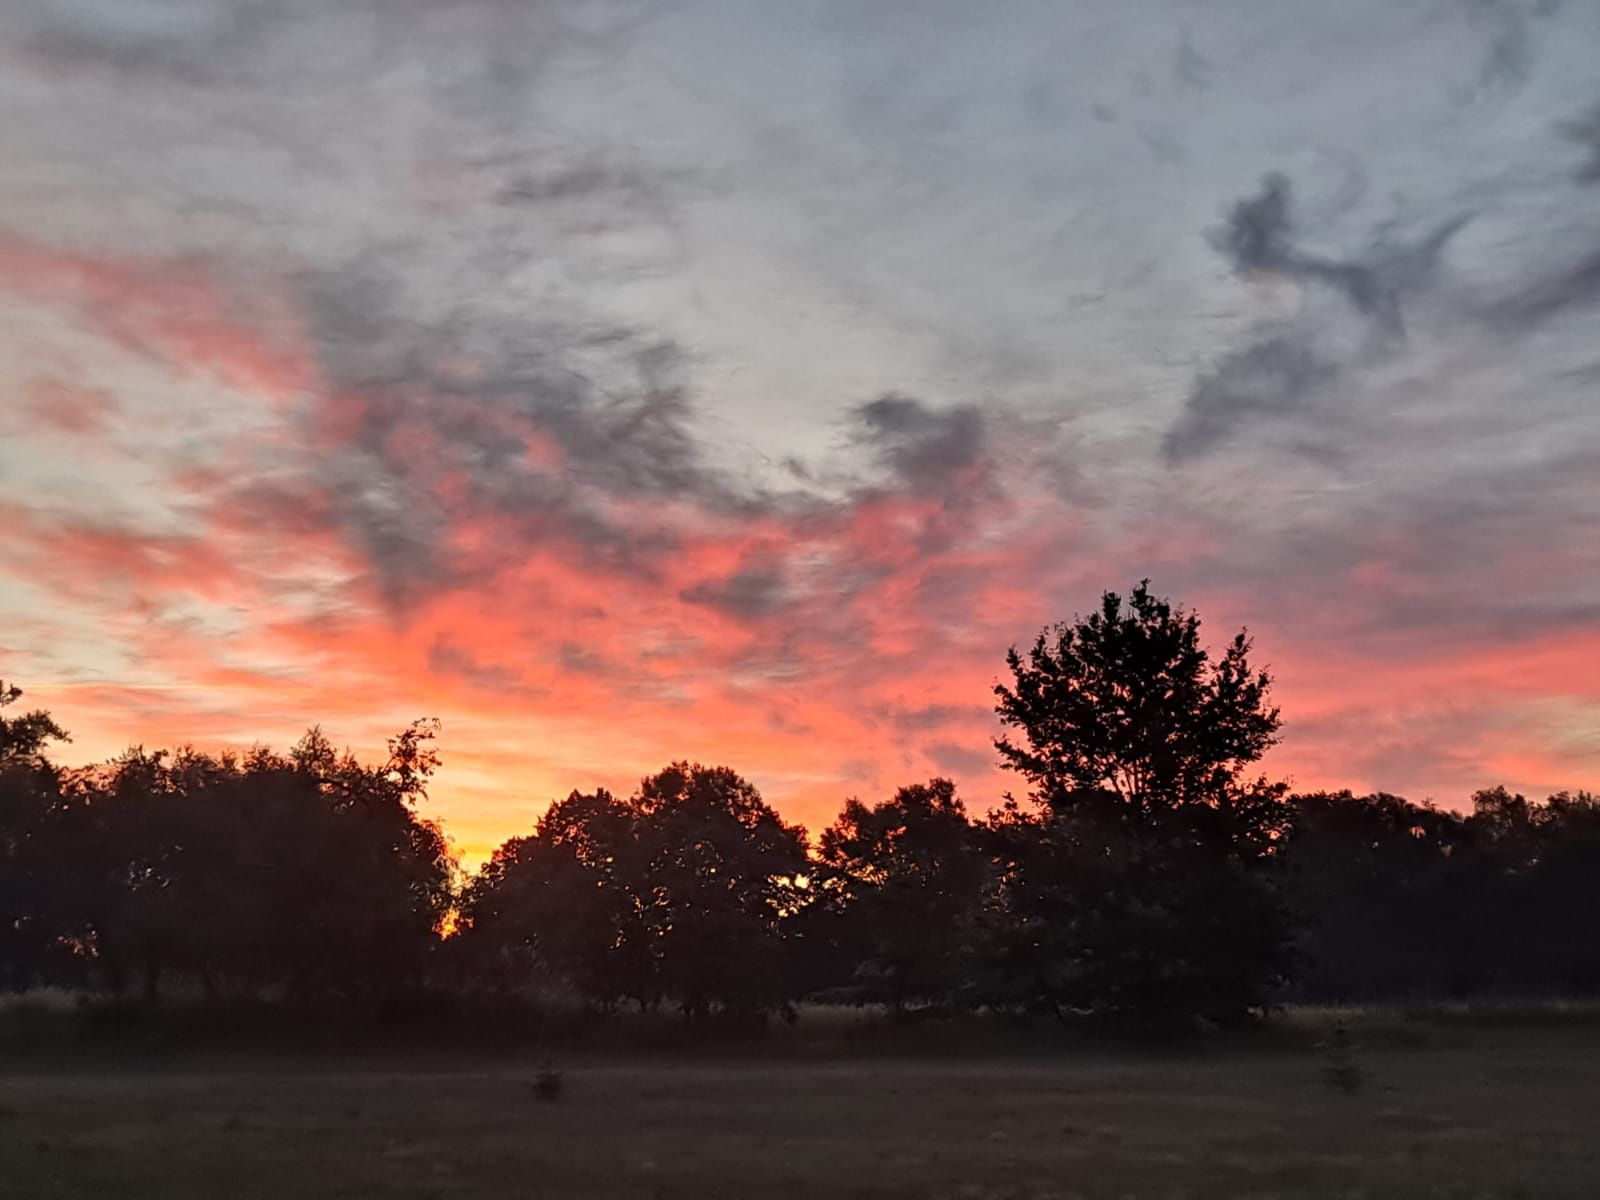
<box><xmin>4</xmin><ymin>584</ymin><xmax>1597</xmax><ymax>1029</ymax></box>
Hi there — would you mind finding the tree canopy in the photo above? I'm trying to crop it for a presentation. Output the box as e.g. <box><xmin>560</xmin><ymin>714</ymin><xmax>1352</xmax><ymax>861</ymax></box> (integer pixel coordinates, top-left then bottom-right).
<box><xmin>995</xmin><ymin>581</ymin><xmax>1281</xmax><ymax>824</ymax></box>
<box><xmin>5</xmin><ymin>586</ymin><xmax>1600</xmax><ymax>1032</ymax></box>
<box><xmin>989</xmin><ymin>583</ymin><xmax>1294</xmax><ymax>1026</ymax></box>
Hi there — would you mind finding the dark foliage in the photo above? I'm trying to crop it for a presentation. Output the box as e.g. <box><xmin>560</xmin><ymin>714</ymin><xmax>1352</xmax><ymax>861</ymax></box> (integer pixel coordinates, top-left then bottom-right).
<box><xmin>1</xmin><ymin>689</ymin><xmax>450</xmax><ymax>1003</ymax></box>
<box><xmin>816</xmin><ymin>779</ymin><xmax>988</xmax><ymax>1011</ymax></box>
<box><xmin>988</xmin><ymin>583</ymin><xmax>1294</xmax><ymax>1027</ymax></box>
<box><xmin>462</xmin><ymin>788</ymin><xmax>653</xmax><ymax>1010</ymax></box>
<box><xmin>1283</xmin><ymin>786</ymin><xmax>1600</xmax><ymax>1001</ymax></box>
<box><xmin>461</xmin><ymin>763</ymin><xmax>808</xmax><ymax>1021</ymax></box>
<box><xmin>7</xmin><ymin>580</ymin><xmax>1600</xmax><ymax>1034</ymax></box>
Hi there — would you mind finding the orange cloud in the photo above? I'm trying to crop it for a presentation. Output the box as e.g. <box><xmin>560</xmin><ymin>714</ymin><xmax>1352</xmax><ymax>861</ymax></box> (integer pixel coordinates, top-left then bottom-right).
<box><xmin>0</xmin><ymin>233</ymin><xmax>314</xmax><ymax>401</ymax></box>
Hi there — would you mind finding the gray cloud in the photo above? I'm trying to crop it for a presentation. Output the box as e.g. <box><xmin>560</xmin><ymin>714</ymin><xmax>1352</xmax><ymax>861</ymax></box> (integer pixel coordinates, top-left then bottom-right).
<box><xmin>296</xmin><ymin>265</ymin><xmax>749</xmax><ymax>602</ymax></box>
<box><xmin>20</xmin><ymin>0</ymin><xmax>284</xmax><ymax>86</ymax></box>
<box><xmin>1214</xmin><ymin>172</ymin><xmax>1469</xmax><ymax>340</ymax></box>
<box><xmin>496</xmin><ymin>161</ymin><xmax>676</xmax><ymax>211</ymax></box>
<box><xmin>294</xmin><ymin>277</ymin><xmax>1024</xmax><ymax>616</ymax></box>
<box><xmin>1169</xmin><ymin>169</ymin><xmax>1473</xmax><ymax>460</ymax></box>
<box><xmin>428</xmin><ymin>636</ymin><xmax>530</xmax><ymax>693</ymax></box>
<box><xmin>1173</xmin><ymin>29</ymin><xmax>1214</xmax><ymax>92</ymax></box>
<box><xmin>1164</xmin><ymin>336</ymin><xmax>1341</xmax><ymax>463</ymax></box>
<box><xmin>1460</xmin><ymin>0</ymin><xmax>1534</xmax><ymax>97</ymax></box>
<box><xmin>880</xmin><ymin>701</ymin><xmax>993</xmax><ymax>734</ymax></box>
<box><xmin>679</xmin><ymin>560</ymin><xmax>790</xmax><ymax>620</ymax></box>
<box><xmin>850</xmin><ymin>393</ymin><xmax>987</xmax><ymax>493</ymax></box>
<box><xmin>1489</xmin><ymin>100</ymin><xmax>1600</xmax><ymax>330</ymax></box>
<box><xmin>926</xmin><ymin>740</ymin><xmax>994</xmax><ymax>777</ymax></box>
<box><xmin>1566</xmin><ymin>103</ymin><xmax>1600</xmax><ymax>184</ymax></box>
<box><xmin>1495</xmin><ymin>253</ymin><xmax>1600</xmax><ymax>327</ymax></box>
<box><xmin>19</xmin><ymin>0</ymin><xmax>669</xmax><ymax>90</ymax></box>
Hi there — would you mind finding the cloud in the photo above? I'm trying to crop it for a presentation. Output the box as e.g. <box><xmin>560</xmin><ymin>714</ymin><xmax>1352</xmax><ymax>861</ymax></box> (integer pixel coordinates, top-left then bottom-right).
<box><xmin>494</xmin><ymin>159</ymin><xmax>689</xmax><ymax>222</ymax></box>
<box><xmin>273</xmin><ymin>222</ymin><xmax>786</xmax><ymax>604</ymax></box>
<box><xmin>1213</xmin><ymin>172</ymin><xmax>1469</xmax><ymax>340</ymax></box>
<box><xmin>679</xmin><ymin>556</ymin><xmax>790</xmax><ymax>620</ymax></box>
<box><xmin>927</xmin><ymin>740</ymin><xmax>994</xmax><ymax>776</ymax></box>
<box><xmin>1172</xmin><ymin>29</ymin><xmax>1214</xmax><ymax>92</ymax></box>
<box><xmin>1495</xmin><ymin>253</ymin><xmax>1600</xmax><ymax>327</ymax></box>
<box><xmin>880</xmin><ymin>701</ymin><xmax>993</xmax><ymax>734</ymax></box>
<box><xmin>17</xmin><ymin>0</ymin><xmax>667</xmax><ymax>90</ymax></box>
<box><xmin>1460</xmin><ymin>0</ymin><xmax>1534</xmax><ymax>97</ymax></box>
<box><xmin>1488</xmin><ymin>101</ymin><xmax>1600</xmax><ymax>330</ymax></box>
<box><xmin>1168</xmin><ymin>169</ymin><xmax>1474</xmax><ymax>460</ymax></box>
<box><xmin>849</xmin><ymin>393</ymin><xmax>988</xmax><ymax>493</ymax></box>
<box><xmin>21</xmin><ymin>380</ymin><xmax>119</xmax><ymax>437</ymax></box>
<box><xmin>1164</xmin><ymin>336</ymin><xmax>1342</xmax><ymax>463</ymax></box>
<box><xmin>19</xmin><ymin>0</ymin><xmax>276</xmax><ymax>87</ymax></box>
<box><xmin>1565</xmin><ymin>102</ymin><xmax>1600</xmax><ymax>184</ymax></box>
<box><xmin>427</xmin><ymin>636</ymin><xmax>532</xmax><ymax>695</ymax></box>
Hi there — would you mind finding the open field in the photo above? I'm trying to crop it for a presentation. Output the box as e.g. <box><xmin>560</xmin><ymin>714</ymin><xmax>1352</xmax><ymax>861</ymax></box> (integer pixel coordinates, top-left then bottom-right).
<box><xmin>3</xmin><ymin>1018</ymin><xmax>1599</xmax><ymax>1199</ymax></box>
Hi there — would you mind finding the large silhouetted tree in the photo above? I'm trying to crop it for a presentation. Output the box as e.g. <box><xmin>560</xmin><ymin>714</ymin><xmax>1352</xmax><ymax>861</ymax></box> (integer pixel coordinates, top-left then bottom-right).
<box><xmin>988</xmin><ymin>583</ymin><xmax>1295</xmax><ymax>1026</ymax></box>
<box><xmin>634</xmin><ymin>762</ymin><xmax>809</xmax><ymax>1021</ymax></box>
<box><xmin>994</xmin><ymin>582</ymin><xmax>1282</xmax><ymax>829</ymax></box>
<box><xmin>818</xmin><ymin>779</ymin><xmax>987</xmax><ymax>1011</ymax></box>
<box><xmin>263</xmin><ymin>723</ymin><xmax>454</xmax><ymax>1001</ymax></box>
<box><xmin>464</xmin><ymin>788</ymin><xmax>656</xmax><ymax>1010</ymax></box>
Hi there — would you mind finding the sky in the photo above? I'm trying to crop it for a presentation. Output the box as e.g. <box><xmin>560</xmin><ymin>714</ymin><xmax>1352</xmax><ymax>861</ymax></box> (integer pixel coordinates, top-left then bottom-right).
<box><xmin>3</xmin><ymin>0</ymin><xmax>1599</xmax><ymax>866</ymax></box>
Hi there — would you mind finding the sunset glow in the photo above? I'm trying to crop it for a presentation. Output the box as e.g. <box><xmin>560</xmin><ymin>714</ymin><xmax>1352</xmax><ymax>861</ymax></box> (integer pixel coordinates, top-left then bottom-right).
<box><xmin>4</xmin><ymin>1</ymin><xmax>1599</xmax><ymax>866</ymax></box>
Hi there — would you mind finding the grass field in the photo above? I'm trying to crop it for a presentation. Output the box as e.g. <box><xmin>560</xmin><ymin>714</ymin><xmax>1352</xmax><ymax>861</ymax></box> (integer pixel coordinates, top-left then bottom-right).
<box><xmin>2</xmin><ymin>1017</ymin><xmax>1598</xmax><ymax>1198</ymax></box>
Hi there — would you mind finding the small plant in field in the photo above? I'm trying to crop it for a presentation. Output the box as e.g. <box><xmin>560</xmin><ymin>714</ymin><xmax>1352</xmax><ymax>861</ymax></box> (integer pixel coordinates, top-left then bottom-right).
<box><xmin>1318</xmin><ymin>1021</ymin><xmax>1366</xmax><ymax>1094</ymax></box>
<box><xmin>529</xmin><ymin>1061</ymin><xmax>565</xmax><ymax>1102</ymax></box>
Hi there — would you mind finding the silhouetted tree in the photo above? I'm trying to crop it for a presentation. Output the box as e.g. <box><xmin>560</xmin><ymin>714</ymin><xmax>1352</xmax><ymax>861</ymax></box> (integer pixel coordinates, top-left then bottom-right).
<box><xmin>1518</xmin><ymin>790</ymin><xmax>1600</xmax><ymax>992</ymax></box>
<box><xmin>633</xmin><ymin>762</ymin><xmax>809</xmax><ymax>1021</ymax></box>
<box><xmin>988</xmin><ymin>583</ymin><xmax>1294</xmax><ymax>1026</ymax></box>
<box><xmin>817</xmin><ymin>779</ymin><xmax>986</xmax><ymax>1011</ymax></box>
<box><xmin>0</xmin><ymin>681</ymin><xmax>69</xmax><ymax>767</ymax></box>
<box><xmin>463</xmin><ymin>789</ymin><xmax>656</xmax><ymax>1010</ymax></box>
<box><xmin>0</xmin><ymin>682</ymin><xmax>71</xmax><ymax>990</ymax></box>
<box><xmin>12</xmin><ymin>665</ymin><xmax>1600</xmax><ymax>1030</ymax></box>
<box><xmin>464</xmin><ymin>764</ymin><xmax>810</xmax><ymax>1021</ymax></box>
<box><xmin>258</xmin><ymin>723</ymin><xmax>454</xmax><ymax>1002</ymax></box>
<box><xmin>1280</xmin><ymin>791</ymin><xmax>1471</xmax><ymax>1001</ymax></box>
<box><xmin>51</xmin><ymin>722</ymin><xmax>453</xmax><ymax>1004</ymax></box>
<box><xmin>1282</xmin><ymin>786</ymin><xmax>1600</xmax><ymax>1001</ymax></box>
<box><xmin>1455</xmin><ymin>786</ymin><xmax>1600</xmax><ymax>995</ymax></box>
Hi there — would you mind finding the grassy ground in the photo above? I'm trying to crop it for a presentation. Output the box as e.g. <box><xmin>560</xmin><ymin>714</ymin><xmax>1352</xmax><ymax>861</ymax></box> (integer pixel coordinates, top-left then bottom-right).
<box><xmin>2</xmin><ymin>1018</ymin><xmax>1597</xmax><ymax>1198</ymax></box>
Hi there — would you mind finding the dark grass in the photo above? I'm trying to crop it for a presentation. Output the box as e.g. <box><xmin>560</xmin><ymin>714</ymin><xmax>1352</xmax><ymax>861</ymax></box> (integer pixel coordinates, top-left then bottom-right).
<box><xmin>2</xmin><ymin>1004</ymin><xmax>1600</xmax><ymax>1198</ymax></box>
<box><xmin>7</xmin><ymin>992</ymin><xmax>1600</xmax><ymax>1062</ymax></box>
<box><xmin>4</xmin><ymin>1035</ymin><xmax>1600</xmax><ymax>1198</ymax></box>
